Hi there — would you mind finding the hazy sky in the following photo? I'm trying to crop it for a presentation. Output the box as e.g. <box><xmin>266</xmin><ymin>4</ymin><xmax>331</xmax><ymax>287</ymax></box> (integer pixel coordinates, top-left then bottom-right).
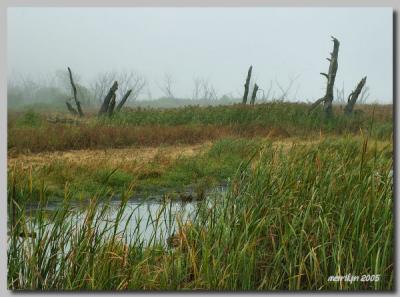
<box><xmin>7</xmin><ymin>7</ymin><xmax>392</xmax><ymax>103</ymax></box>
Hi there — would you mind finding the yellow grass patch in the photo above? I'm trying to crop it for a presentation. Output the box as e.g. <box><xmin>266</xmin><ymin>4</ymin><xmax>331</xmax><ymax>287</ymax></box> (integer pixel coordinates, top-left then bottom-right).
<box><xmin>8</xmin><ymin>142</ymin><xmax>213</xmax><ymax>171</ymax></box>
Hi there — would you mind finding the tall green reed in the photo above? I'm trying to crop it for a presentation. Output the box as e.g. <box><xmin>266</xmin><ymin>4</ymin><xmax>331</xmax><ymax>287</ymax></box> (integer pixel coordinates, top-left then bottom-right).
<box><xmin>8</xmin><ymin>137</ymin><xmax>393</xmax><ymax>290</ymax></box>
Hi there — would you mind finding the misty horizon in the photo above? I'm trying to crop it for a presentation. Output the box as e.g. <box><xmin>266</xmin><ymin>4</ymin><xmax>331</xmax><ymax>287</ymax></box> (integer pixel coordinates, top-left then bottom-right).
<box><xmin>7</xmin><ymin>7</ymin><xmax>393</xmax><ymax>104</ymax></box>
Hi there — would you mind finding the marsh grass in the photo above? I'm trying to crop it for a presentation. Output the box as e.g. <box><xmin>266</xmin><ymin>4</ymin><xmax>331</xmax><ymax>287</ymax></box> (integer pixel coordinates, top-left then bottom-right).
<box><xmin>8</xmin><ymin>136</ymin><xmax>393</xmax><ymax>290</ymax></box>
<box><xmin>8</xmin><ymin>138</ymin><xmax>263</xmax><ymax>201</ymax></box>
<box><xmin>8</xmin><ymin>103</ymin><xmax>392</xmax><ymax>153</ymax></box>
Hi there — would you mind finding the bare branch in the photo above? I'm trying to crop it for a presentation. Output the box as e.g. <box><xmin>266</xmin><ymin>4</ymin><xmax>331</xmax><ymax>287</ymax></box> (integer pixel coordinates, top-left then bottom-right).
<box><xmin>344</xmin><ymin>76</ymin><xmax>367</xmax><ymax>114</ymax></box>
<box><xmin>66</xmin><ymin>101</ymin><xmax>78</xmax><ymax>116</ymax></box>
<box><xmin>115</xmin><ymin>90</ymin><xmax>132</xmax><ymax>112</ymax></box>
<box><xmin>158</xmin><ymin>73</ymin><xmax>175</xmax><ymax>98</ymax></box>
<box><xmin>91</xmin><ymin>70</ymin><xmax>145</xmax><ymax>106</ymax></box>
<box><xmin>320</xmin><ymin>73</ymin><xmax>329</xmax><ymax>79</ymax></box>
<box><xmin>275</xmin><ymin>74</ymin><xmax>300</xmax><ymax>101</ymax></box>
<box><xmin>309</xmin><ymin>97</ymin><xmax>326</xmax><ymax>113</ymax></box>
<box><xmin>67</xmin><ymin>67</ymin><xmax>84</xmax><ymax>117</ymax></box>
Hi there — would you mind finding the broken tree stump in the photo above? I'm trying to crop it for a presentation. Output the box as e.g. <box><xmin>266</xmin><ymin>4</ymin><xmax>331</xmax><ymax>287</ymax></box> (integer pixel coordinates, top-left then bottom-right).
<box><xmin>67</xmin><ymin>67</ymin><xmax>84</xmax><ymax>117</ymax></box>
<box><xmin>309</xmin><ymin>36</ymin><xmax>340</xmax><ymax>117</ymax></box>
<box><xmin>98</xmin><ymin>81</ymin><xmax>118</xmax><ymax>116</ymax></box>
<box><xmin>108</xmin><ymin>94</ymin><xmax>116</xmax><ymax>117</ymax></box>
<box><xmin>250</xmin><ymin>83</ymin><xmax>259</xmax><ymax>105</ymax></box>
<box><xmin>115</xmin><ymin>89</ymin><xmax>132</xmax><ymax>112</ymax></box>
<box><xmin>242</xmin><ymin>65</ymin><xmax>253</xmax><ymax>104</ymax></box>
<box><xmin>344</xmin><ymin>76</ymin><xmax>367</xmax><ymax>115</ymax></box>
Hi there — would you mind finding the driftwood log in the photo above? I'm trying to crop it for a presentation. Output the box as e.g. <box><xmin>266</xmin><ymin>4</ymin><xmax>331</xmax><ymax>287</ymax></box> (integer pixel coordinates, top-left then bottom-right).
<box><xmin>250</xmin><ymin>83</ymin><xmax>259</xmax><ymax>105</ymax></box>
<box><xmin>344</xmin><ymin>76</ymin><xmax>367</xmax><ymax>115</ymax></box>
<box><xmin>115</xmin><ymin>89</ymin><xmax>132</xmax><ymax>112</ymax></box>
<box><xmin>309</xmin><ymin>36</ymin><xmax>340</xmax><ymax>116</ymax></box>
<box><xmin>98</xmin><ymin>81</ymin><xmax>118</xmax><ymax>116</ymax></box>
<box><xmin>242</xmin><ymin>66</ymin><xmax>253</xmax><ymax>104</ymax></box>
<box><xmin>67</xmin><ymin>67</ymin><xmax>84</xmax><ymax>117</ymax></box>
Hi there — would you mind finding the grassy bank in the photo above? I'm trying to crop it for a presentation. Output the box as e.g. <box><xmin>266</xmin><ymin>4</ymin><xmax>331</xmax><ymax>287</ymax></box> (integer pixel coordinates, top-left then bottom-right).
<box><xmin>8</xmin><ymin>136</ymin><xmax>393</xmax><ymax>290</ymax></box>
<box><xmin>8</xmin><ymin>138</ymin><xmax>263</xmax><ymax>201</ymax></box>
<box><xmin>8</xmin><ymin>103</ymin><xmax>392</xmax><ymax>154</ymax></box>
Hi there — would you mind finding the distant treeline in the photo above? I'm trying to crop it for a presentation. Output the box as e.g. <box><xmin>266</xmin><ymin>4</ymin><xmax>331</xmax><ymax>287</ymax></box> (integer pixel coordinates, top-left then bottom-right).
<box><xmin>8</xmin><ymin>67</ymin><xmax>374</xmax><ymax>112</ymax></box>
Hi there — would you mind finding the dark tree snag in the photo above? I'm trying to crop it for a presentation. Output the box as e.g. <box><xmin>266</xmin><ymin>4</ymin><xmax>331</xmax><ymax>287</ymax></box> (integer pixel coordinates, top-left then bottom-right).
<box><xmin>250</xmin><ymin>83</ymin><xmax>259</xmax><ymax>105</ymax></box>
<box><xmin>323</xmin><ymin>37</ymin><xmax>340</xmax><ymax>116</ymax></box>
<box><xmin>115</xmin><ymin>89</ymin><xmax>132</xmax><ymax>112</ymax></box>
<box><xmin>67</xmin><ymin>67</ymin><xmax>84</xmax><ymax>117</ymax></box>
<box><xmin>344</xmin><ymin>76</ymin><xmax>367</xmax><ymax>115</ymax></box>
<box><xmin>66</xmin><ymin>101</ymin><xmax>78</xmax><ymax>116</ymax></box>
<box><xmin>98</xmin><ymin>81</ymin><xmax>118</xmax><ymax>116</ymax></box>
<box><xmin>242</xmin><ymin>65</ymin><xmax>253</xmax><ymax>104</ymax></box>
<box><xmin>108</xmin><ymin>94</ymin><xmax>116</xmax><ymax>117</ymax></box>
<box><xmin>309</xmin><ymin>36</ymin><xmax>340</xmax><ymax>116</ymax></box>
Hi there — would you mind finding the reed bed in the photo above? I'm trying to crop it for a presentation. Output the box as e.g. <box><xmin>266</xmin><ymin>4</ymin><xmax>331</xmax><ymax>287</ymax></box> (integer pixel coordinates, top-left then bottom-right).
<box><xmin>7</xmin><ymin>136</ymin><xmax>393</xmax><ymax>290</ymax></box>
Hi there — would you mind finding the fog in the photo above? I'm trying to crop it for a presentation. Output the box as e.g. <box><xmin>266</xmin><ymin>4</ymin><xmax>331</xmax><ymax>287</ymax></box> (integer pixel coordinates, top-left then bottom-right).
<box><xmin>7</xmin><ymin>7</ymin><xmax>392</xmax><ymax>105</ymax></box>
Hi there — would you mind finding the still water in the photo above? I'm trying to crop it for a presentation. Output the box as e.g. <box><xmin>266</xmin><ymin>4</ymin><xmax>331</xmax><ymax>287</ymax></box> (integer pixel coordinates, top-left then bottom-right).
<box><xmin>24</xmin><ymin>184</ymin><xmax>227</xmax><ymax>247</ymax></box>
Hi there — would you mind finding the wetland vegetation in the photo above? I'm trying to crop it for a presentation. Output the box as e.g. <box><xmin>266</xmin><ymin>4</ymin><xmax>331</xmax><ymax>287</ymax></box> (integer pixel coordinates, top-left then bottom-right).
<box><xmin>7</xmin><ymin>102</ymin><xmax>393</xmax><ymax>290</ymax></box>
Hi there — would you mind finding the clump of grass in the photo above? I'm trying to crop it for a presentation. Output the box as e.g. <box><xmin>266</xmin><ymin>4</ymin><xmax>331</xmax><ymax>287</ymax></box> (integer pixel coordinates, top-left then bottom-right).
<box><xmin>8</xmin><ymin>137</ymin><xmax>393</xmax><ymax>290</ymax></box>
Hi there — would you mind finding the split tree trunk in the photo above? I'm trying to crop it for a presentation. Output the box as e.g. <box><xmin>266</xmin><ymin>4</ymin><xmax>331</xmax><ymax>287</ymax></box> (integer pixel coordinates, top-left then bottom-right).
<box><xmin>67</xmin><ymin>67</ymin><xmax>84</xmax><ymax>117</ymax></box>
<box><xmin>115</xmin><ymin>89</ymin><xmax>132</xmax><ymax>112</ymax></box>
<box><xmin>98</xmin><ymin>81</ymin><xmax>118</xmax><ymax>116</ymax></box>
<box><xmin>344</xmin><ymin>76</ymin><xmax>367</xmax><ymax>115</ymax></box>
<box><xmin>309</xmin><ymin>36</ymin><xmax>340</xmax><ymax>117</ymax></box>
<box><xmin>242</xmin><ymin>65</ymin><xmax>253</xmax><ymax>104</ymax></box>
<box><xmin>250</xmin><ymin>83</ymin><xmax>259</xmax><ymax>105</ymax></box>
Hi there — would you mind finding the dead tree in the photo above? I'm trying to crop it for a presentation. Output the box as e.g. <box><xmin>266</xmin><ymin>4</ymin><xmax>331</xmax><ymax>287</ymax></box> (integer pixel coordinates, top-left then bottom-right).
<box><xmin>250</xmin><ymin>83</ymin><xmax>259</xmax><ymax>105</ymax></box>
<box><xmin>199</xmin><ymin>79</ymin><xmax>218</xmax><ymax>100</ymax></box>
<box><xmin>309</xmin><ymin>36</ymin><xmax>340</xmax><ymax>117</ymax></box>
<box><xmin>115</xmin><ymin>89</ymin><xmax>132</xmax><ymax>112</ymax></box>
<box><xmin>65</xmin><ymin>101</ymin><xmax>78</xmax><ymax>116</ymax></box>
<box><xmin>108</xmin><ymin>94</ymin><xmax>116</xmax><ymax>117</ymax></box>
<box><xmin>261</xmin><ymin>80</ymin><xmax>274</xmax><ymax>101</ymax></box>
<box><xmin>98</xmin><ymin>81</ymin><xmax>118</xmax><ymax>116</ymax></box>
<box><xmin>344</xmin><ymin>76</ymin><xmax>367</xmax><ymax>115</ymax></box>
<box><xmin>275</xmin><ymin>75</ymin><xmax>300</xmax><ymax>101</ymax></box>
<box><xmin>242</xmin><ymin>65</ymin><xmax>253</xmax><ymax>104</ymax></box>
<box><xmin>67</xmin><ymin>67</ymin><xmax>84</xmax><ymax>117</ymax></box>
<box><xmin>158</xmin><ymin>73</ymin><xmax>175</xmax><ymax>98</ymax></box>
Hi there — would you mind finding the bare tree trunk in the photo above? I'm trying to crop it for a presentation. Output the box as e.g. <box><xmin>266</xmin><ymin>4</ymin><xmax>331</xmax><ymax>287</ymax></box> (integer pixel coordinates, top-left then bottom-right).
<box><xmin>309</xmin><ymin>36</ymin><xmax>340</xmax><ymax>117</ymax></box>
<box><xmin>66</xmin><ymin>102</ymin><xmax>78</xmax><ymax>116</ymax></box>
<box><xmin>242</xmin><ymin>65</ymin><xmax>253</xmax><ymax>104</ymax></box>
<box><xmin>250</xmin><ymin>83</ymin><xmax>259</xmax><ymax>105</ymax></box>
<box><xmin>108</xmin><ymin>94</ymin><xmax>116</xmax><ymax>117</ymax></box>
<box><xmin>344</xmin><ymin>76</ymin><xmax>367</xmax><ymax>115</ymax></box>
<box><xmin>98</xmin><ymin>81</ymin><xmax>118</xmax><ymax>116</ymax></box>
<box><xmin>115</xmin><ymin>89</ymin><xmax>132</xmax><ymax>112</ymax></box>
<box><xmin>67</xmin><ymin>67</ymin><xmax>84</xmax><ymax>117</ymax></box>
